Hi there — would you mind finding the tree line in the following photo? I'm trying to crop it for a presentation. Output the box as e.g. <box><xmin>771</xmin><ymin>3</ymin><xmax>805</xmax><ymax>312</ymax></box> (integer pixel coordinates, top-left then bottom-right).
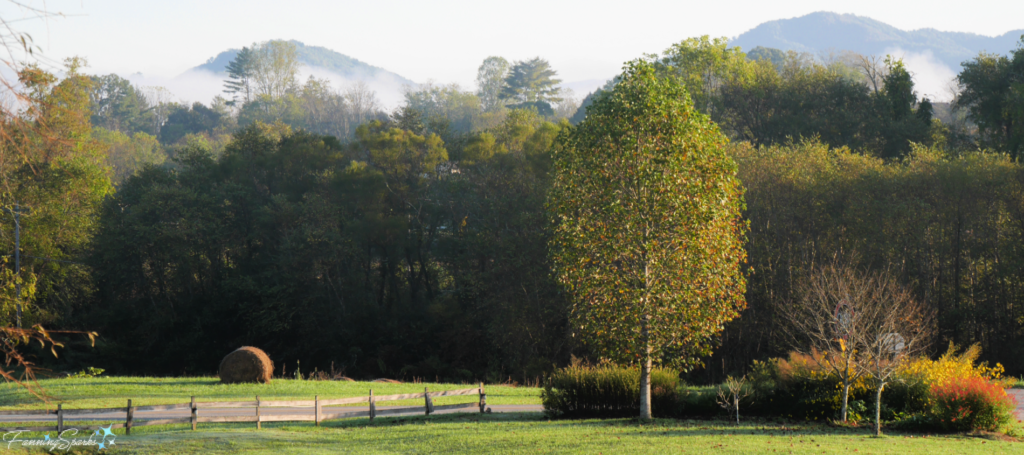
<box><xmin>2</xmin><ymin>36</ymin><xmax>1024</xmax><ymax>381</ymax></box>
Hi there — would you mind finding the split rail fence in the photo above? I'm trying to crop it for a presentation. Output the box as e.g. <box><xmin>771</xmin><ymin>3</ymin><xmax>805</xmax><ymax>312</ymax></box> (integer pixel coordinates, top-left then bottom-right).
<box><xmin>0</xmin><ymin>384</ymin><xmax>487</xmax><ymax>434</ymax></box>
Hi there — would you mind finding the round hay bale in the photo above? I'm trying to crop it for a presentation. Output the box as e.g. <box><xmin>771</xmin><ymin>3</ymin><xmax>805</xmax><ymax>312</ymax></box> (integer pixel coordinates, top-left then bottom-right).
<box><xmin>219</xmin><ymin>346</ymin><xmax>273</xmax><ymax>384</ymax></box>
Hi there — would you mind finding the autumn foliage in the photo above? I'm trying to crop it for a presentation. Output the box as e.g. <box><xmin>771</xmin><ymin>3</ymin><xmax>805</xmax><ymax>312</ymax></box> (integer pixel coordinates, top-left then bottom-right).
<box><xmin>931</xmin><ymin>377</ymin><xmax>1016</xmax><ymax>432</ymax></box>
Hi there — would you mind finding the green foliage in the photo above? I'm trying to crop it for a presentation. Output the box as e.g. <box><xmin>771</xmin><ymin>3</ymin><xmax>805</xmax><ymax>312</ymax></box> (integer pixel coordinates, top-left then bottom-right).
<box><xmin>542</xmin><ymin>361</ymin><xmax>679</xmax><ymax>418</ymax></box>
<box><xmin>549</xmin><ymin>60</ymin><xmax>747</xmax><ymax>372</ymax></box>
<box><xmin>250</xmin><ymin>40</ymin><xmax>301</xmax><ymax>99</ymax></box>
<box><xmin>742</xmin><ymin>353</ymin><xmax>930</xmax><ymax>422</ymax></box>
<box><xmin>92</xmin><ymin>127</ymin><xmax>166</xmax><ymax>183</ymax></box>
<box><xmin>161</xmin><ymin>101</ymin><xmax>233</xmax><ymax>145</ymax></box>
<box><xmin>501</xmin><ymin>58</ymin><xmax>562</xmax><ymax>104</ymax></box>
<box><xmin>224</xmin><ymin>46</ymin><xmax>256</xmax><ymax>106</ymax></box>
<box><xmin>956</xmin><ymin>38</ymin><xmax>1024</xmax><ymax>157</ymax></box>
<box><xmin>713</xmin><ymin>139</ymin><xmax>1024</xmax><ymax>382</ymax></box>
<box><xmin>89</xmin><ymin>74</ymin><xmax>156</xmax><ymax>135</ymax></box>
<box><xmin>86</xmin><ymin>108</ymin><xmax>569</xmax><ymax>382</ymax></box>
<box><xmin>66</xmin><ymin>366</ymin><xmax>105</xmax><ymax>379</ymax></box>
<box><xmin>403</xmin><ymin>82</ymin><xmax>486</xmax><ymax>133</ymax></box>
<box><xmin>0</xmin><ymin>58</ymin><xmax>112</xmax><ymax>327</ymax></box>
<box><xmin>476</xmin><ymin>56</ymin><xmax>510</xmax><ymax>112</ymax></box>
<box><xmin>746</xmin><ymin>46</ymin><xmax>787</xmax><ymax>69</ymax></box>
<box><xmin>659</xmin><ymin>35</ymin><xmax>748</xmax><ymax>121</ymax></box>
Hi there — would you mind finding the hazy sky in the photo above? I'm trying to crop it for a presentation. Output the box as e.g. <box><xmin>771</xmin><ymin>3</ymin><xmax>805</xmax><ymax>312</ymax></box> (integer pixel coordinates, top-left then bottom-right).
<box><xmin>3</xmin><ymin>0</ymin><xmax>1022</xmax><ymax>102</ymax></box>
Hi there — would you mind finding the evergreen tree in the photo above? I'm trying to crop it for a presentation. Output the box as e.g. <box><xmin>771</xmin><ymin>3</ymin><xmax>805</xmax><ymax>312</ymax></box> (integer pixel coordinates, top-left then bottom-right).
<box><xmin>223</xmin><ymin>46</ymin><xmax>256</xmax><ymax>106</ymax></box>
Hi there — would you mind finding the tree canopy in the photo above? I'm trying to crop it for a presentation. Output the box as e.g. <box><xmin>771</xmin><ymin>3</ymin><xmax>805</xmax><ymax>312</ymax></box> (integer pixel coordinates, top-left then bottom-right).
<box><xmin>549</xmin><ymin>60</ymin><xmax>747</xmax><ymax>418</ymax></box>
<box><xmin>501</xmin><ymin>57</ymin><xmax>563</xmax><ymax>105</ymax></box>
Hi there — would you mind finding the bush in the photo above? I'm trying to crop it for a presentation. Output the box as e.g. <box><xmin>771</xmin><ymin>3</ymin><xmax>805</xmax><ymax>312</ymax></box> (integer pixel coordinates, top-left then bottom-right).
<box><xmin>899</xmin><ymin>343</ymin><xmax>1004</xmax><ymax>386</ymax></box>
<box><xmin>876</xmin><ymin>378</ymin><xmax>931</xmax><ymax>421</ymax></box>
<box><xmin>542</xmin><ymin>361</ymin><xmax>679</xmax><ymax>418</ymax></box>
<box><xmin>677</xmin><ymin>387</ymin><xmax>719</xmax><ymax>417</ymax></box>
<box><xmin>744</xmin><ymin>351</ymin><xmax>935</xmax><ymax>423</ymax></box>
<box><xmin>931</xmin><ymin>377</ymin><xmax>1017</xmax><ymax>432</ymax></box>
<box><xmin>746</xmin><ymin>352</ymin><xmax>874</xmax><ymax>422</ymax></box>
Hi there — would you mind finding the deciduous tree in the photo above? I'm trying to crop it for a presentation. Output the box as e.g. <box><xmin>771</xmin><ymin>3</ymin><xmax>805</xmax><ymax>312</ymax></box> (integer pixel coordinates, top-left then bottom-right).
<box><xmin>549</xmin><ymin>60</ymin><xmax>747</xmax><ymax>420</ymax></box>
<box><xmin>476</xmin><ymin>56</ymin><xmax>510</xmax><ymax>112</ymax></box>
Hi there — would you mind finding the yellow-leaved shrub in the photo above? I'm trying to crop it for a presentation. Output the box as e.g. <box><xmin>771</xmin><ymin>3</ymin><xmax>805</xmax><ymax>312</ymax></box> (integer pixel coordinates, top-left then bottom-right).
<box><xmin>898</xmin><ymin>342</ymin><xmax>1004</xmax><ymax>386</ymax></box>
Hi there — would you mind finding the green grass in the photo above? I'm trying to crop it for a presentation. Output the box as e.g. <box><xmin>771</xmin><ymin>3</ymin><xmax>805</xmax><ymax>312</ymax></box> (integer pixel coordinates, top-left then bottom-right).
<box><xmin>0</xmin><ymin>414</ymin><xmax>1017</xmax><ymax>454</ymax></box>
<box><xmin>0</xmin><ymin>378</ymin><xmax>1018</xmax><ymax>453</ymax></box>
<box><xmin>0</xmin><ymin>377</ymin><xmax>541</xmax><ymax>410</ymax></box>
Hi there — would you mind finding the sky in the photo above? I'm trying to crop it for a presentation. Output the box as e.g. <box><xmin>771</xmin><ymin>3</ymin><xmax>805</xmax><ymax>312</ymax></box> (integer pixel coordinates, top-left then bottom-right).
<box><xmin>2</xmin><ymin>0</ymin><xmax>1022</xmax><ymax>105</ymax></box>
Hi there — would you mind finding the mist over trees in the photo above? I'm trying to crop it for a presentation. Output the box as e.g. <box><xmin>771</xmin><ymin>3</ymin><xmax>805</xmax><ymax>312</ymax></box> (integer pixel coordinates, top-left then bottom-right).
<box><xmin>4</xmin><ymin>33</ymin><xmax>1024</xmax><ymax>382</ymax></box>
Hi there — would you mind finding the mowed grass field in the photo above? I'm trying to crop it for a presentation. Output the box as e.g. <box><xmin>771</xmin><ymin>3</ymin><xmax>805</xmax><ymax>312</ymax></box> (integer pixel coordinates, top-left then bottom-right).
<box><xmin>0</xmin><ymin>377</ymin><xmax>540</xmax><ymax>410</ymax></box>
<box><xmin>0</xmin><ymin>413</ymin><xmax>1018</xmax><ymax>454</ymax></box>
<box><xmin>0</xmin><ymin>377</ymin><xmax>1018</xmax><ymax>453</ymax></box>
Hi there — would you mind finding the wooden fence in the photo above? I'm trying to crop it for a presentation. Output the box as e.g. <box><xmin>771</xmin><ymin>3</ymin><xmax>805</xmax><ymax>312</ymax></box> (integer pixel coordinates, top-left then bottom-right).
<box><xmin>0</xmin><ymin>384</ymin><xmax>487</xmax><ymax>434</ymax></box>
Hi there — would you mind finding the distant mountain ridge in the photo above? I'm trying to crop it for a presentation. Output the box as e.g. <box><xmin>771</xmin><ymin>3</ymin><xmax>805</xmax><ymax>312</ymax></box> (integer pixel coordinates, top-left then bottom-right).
<box><xmin>190</xmin><ymin>40</ymin><xmax>415</xmax><ymax>86</ymax></box>
<box><xmin>732</xmin><ymin>12</ymin><xmax>1023</xmax><ymax>70</ymax></box>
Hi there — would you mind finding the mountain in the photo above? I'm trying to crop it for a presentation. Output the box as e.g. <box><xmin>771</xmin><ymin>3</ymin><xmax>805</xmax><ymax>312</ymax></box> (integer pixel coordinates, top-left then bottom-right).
<box><xmin>191</xmin><ymin>40</ymin><xmax>415</xmax><ymax>86</ymax></box>
<box><xmin>731</xmin><ymin>12</ymin><xmax>1023</xmax><ymax>70</ymax></box>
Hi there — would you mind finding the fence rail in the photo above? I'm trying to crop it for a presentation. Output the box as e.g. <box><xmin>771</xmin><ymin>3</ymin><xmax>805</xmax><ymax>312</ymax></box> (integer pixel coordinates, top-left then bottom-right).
<box><xmin>0</xmin><ymin>384</ymin><xmax>488</xmax><ymax>434</ymax></box>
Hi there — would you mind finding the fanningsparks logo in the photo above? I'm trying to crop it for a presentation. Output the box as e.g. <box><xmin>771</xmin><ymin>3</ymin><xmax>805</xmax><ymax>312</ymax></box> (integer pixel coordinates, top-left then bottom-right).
<box><xmin>3</xmin><ymin>425</ymin><xmax>116</xmax><ymax>451</ymax></box>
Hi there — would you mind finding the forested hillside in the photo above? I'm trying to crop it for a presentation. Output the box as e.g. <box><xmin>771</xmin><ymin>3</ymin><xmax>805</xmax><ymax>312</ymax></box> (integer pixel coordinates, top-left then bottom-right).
<box><xmin>194</xmin><ymin>40</ymin><xmax>415</xmax><ymax>86</ymax></box>
<box><xmin>4</xmin><ymin>31</ymin><xmax>1024</xmax><ymax>383</ymax></box>
<box><xmin>732</xmin><ymin>12</ymin><xmax>1023</xmax><ymax>70</ymax></box>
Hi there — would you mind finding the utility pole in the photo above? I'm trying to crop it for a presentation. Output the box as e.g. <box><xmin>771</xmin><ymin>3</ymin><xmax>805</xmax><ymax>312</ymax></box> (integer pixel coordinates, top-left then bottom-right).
<box><xmin>13</xmin><ymin>203</ymin><xmax>21</xmax><ymax>329</ymax></box>
<box><xmin>5</xmin><ymin>202</ymin><xmax>80</xmax><ymax>329</ymax></box>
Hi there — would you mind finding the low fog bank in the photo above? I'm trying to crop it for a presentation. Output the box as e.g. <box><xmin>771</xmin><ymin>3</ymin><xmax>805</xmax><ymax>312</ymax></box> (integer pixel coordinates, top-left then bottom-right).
<box><xmin>883</xmin><ymin>48</ymin><xmax>959</xmax><ymax>102</ymax></box>
<box><xmin>559</xmin><ymin>78</ymin><xmax>611</xmax><ymax>98</ymax></box>
<box><xmin>301</xmin><ymin>66</ymin><xmax>409</xmax><ymax>109</ymax></box>
<box><xmin>121</xmin><ymin>65</ymin><xmax>411</xmax><ymax>109</ymax></box>
<box><xmin>125</xmin><ymin>70</ymin><xmax>224</xmax><ymax>105</ymax></box>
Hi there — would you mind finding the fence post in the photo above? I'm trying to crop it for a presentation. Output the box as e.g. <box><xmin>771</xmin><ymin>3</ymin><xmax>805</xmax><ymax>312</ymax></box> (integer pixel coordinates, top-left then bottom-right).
<box><xmin>57</xmin><ymin>403</ymin><xmax>63</xmax><ymax>433</ymax></box>
<box><xmin>369</xmin><ymin>389</ymin><xmax>375</xmax><ymax>421</ymax></box>
<box><xmin>315</xmin><ymin>395</ymin><xmax>320</xmax><ymax>426</ymax></box>
<box><xmin>190</xmin><ymin>396</ymin><xmax>197</xmax><ymax>431</ymax></box>
<box><xmin>478</xmin><ymin>383</ymin><xmax>486</xmax><ymax>414</ymax></box>
<box><xmin>424</xmin><ymin>387</ymin><xmax>433</xmax><ymax>415</ymax></box>
<box><xmin>125</xmin><ymin>399</ymin><xmax>133</xmax><ymax>435</ymax></box>
<box><xmin>256</xmin><ymin>396</ymin><xmax>261</xmax><ymax>430</ymax></box>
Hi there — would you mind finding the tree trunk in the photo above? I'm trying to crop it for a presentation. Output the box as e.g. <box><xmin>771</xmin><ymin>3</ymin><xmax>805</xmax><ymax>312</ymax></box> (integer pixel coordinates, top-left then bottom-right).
<box><xmin>840</xmin><ymin>382</ymin><xmax>850</xmax><ymax>422</ymax></box>
<box><xmin>734</xmin><ymin>394</ymin><xmax>740</xmax><ymax>424</ymax></box>
<box><xmin>874</xmin><ymin>383</ymin><xmax>884</xmax><ymax>436</ymax></box>
<box><xmin>640</xmin><ymin>353</ymin><xmax>652</xmax><ymax>420</ymax></box>
<box><xmin>640</xmin><ymin>314</ymin><xmax>652</xmax><ymax>420</ymax></box>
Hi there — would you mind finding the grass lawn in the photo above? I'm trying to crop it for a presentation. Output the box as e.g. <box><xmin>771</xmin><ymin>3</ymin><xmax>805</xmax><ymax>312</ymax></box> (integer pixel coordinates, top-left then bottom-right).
<box><xmin>0</xmin><ymin>413</ymin><xmax>1017</xmax><ymax>454</ymax></box>
<box><xmin>0</xmin><ymin>378</ymin><xmax>1018</xmax><ymax>453</ymax></box>
<box><xmin>0</xmin><ymin>377</ymin><xmax>541</xmax><ymax>410</ymax></box>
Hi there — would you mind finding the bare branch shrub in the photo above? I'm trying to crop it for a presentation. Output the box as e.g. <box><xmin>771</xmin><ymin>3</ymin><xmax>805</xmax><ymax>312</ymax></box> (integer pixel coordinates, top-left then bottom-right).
<box><xmin>852</xmin><ymin>276</ymin><xmax>933</xmax><ymax>435</ymax></box>
<box><xmin>716</xmin><ymin>375</ymin><xmax>752</xmax><ymax>424</ymax></box>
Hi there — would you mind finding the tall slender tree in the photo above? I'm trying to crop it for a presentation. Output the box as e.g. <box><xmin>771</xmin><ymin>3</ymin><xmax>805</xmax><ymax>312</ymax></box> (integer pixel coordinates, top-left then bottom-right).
<box><xmin>251</xmin><ymin>41</ymin><xmax>300</xmax><ymax>99</ymax></box>
<box><xmin>223</xmin><ymin>46</ymin><xmax>256</xmax><ymax>106</ymax></box>
<box><xmin>549</xmin><ymin>60</ymin><xmax>747</xmax><ymax>420</ymax></box>
<box><xmin>476</xmin><ymin>56</ymin><xmax>510</xmax><ymax>112</ymax></box>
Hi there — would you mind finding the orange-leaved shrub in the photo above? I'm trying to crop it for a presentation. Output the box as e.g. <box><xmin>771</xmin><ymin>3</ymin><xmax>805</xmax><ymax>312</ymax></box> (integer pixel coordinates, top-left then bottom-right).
<box><xmin>931</xmin><ymin>377</ymin><xmax>1016</xmax><ymax>432</ymax></box>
